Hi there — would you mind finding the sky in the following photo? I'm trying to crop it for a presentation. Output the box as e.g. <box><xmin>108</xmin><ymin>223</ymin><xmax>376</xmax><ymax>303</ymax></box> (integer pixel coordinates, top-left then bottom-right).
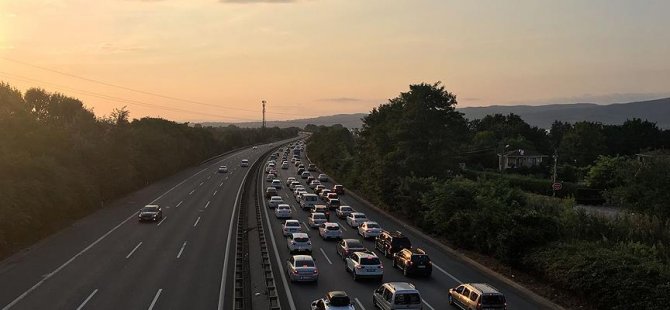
<box><xmin>1</xmin><ymin>0</ymin><xmax>669</xmax><ymax>122</ymax></box>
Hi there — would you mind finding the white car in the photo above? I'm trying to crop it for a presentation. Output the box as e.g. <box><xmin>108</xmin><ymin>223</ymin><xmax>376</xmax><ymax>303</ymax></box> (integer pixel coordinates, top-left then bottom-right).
<box><xmin>295</xmin><ymin>190</ymin><xmax>308</xmax><ymax>201</ymax></box>
<box><xmin>289</xmin><ymin>181</ymin><xmax>301</xmax><ymax>190</ymax></box>
<box><xmin>287</xmin><ymin>233</ymin><xmax>312</xmax><ymax>254</ymax></box>
<box><xmin>293</xmin><ymin>185</ymin><xmax>306</xmax><ymax>195</ymax></box>
<box><xmin>241</xmin><ymin>159</ymin><xmax>249</xmax><ymax>167</ymax></box>
<box><xmin>346</xmin><ymin>212</ymin><xmax>368</xmax><ymax>227</ymax></box>
<box><xmin>300</xmin><ymin>194</ymin><xmax>319</xmax><ymax>210</ymax></box>
<box><xmin>266</xmin><ymin>174</ymin><xmax>274</xmax><ymax>182</ymax></box>
<box><xmin>309</xmin><ymin>180</ymin><xmax>321</xmax><ymax>189</ymax></box>
<box><xmin>300</xmin><ymin>171</ymin><xmax>310</xmax><ymax>179</ymax></box>
<box><xmin>308</xmin><ymin>212</ymin><xmax>328</xmax><ymax>228</ymax></box>
<box><xmin>218</xmin><ymin>166</ymin><xmax>228</xmax><ymax>173</ymax></box>
<box><xmin>336</xmin><ymin>206</ymin><xmax>354</xmax><ymax>219</ymax></box>
<box><xmin>286</xmin><ymin>255</ymin><xmax>318</xmax><ymax>282</ymax></box>
<box><xmin>318</xmin><ymin>174</ymin><xmax>328</xmax><ymax>182</ymax></box>
<box><xmin>345</xmin><ymin>251</ymin><xmax>383</xmax><ymax>281</ymax></box>
<box><xmin>281</xmin><ymin>161</ymin><xmax>289</xmax><ymax>169</ymax></box>
<box><xmin>271</xmin><ymin>179</ymin><xmax>282</xmax><ymax>189</ymax></box>
<box><xmin>282</xmin><ymin>220</ymin><xmax>302</xmax><ymax>236</ymax></box>
<box><xmin>268</xmin><ymin>196</ymin><xmax>284</xmax><ymax>208</ymax></box>
<box><xmin>285</xmin><ymin>177</ymin><xmax>297</xmax><ymax>186</ymax></box>
<box><xmin>319</xmin><ymin>223</ymin><xmax>343</xmax><ymax>240</ymax></box>
<box><xmin>275</xmin><ymin>204</ymin><xmax>292</xmax><ymax>218</ymax></box>
<box><xmin>358</xmin><ymin>221</ymin><xmax>382</xmax><ymax>239</ymax></box>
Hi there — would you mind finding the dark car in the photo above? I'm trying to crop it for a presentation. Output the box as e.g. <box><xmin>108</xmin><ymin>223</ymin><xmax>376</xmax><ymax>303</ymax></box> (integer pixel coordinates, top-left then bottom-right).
<box><xmin>336</xmin><ymin>239</ymin><xmax>366</xmax><ymax>260</ymax></box>
<box><xmin>308</xmin><ymin>163</ymin><xmax>317</xmax><ymax>171</ymax></box>
<box><xmin>332</xmin><ymin>185</ymin><xmax>345</xmax><ymax>195</ymax></box>
<box><xmin>375</xmin><ymin>230</ymin><xmax>412</xmax><ymax>258</ymax></box>
<box><xmin>311</xmin><ymin>291</ymin><xmax>354</xmax><ymax>310</ymax></box>
<box><xmin>138</xmin><ymin>205</ymin><xmax>163</xmax><ymax>222</ymax></box>
<box><xmin>265</xmin><ymin>186</ymin><xmax>278</xmax><ymax>199</ymax></box>
<box><xmin>393</xmin><ymin>248</ymin><xmax>432</xmax><ymax>276</ymax></box>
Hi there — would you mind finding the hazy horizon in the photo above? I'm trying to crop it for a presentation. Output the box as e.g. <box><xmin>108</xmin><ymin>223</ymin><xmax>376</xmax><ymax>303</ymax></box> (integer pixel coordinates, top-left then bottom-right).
<box><xmin>2</xmin><ymin>0</ymin><xmax>669</xmax><ymax>122</ymax></box>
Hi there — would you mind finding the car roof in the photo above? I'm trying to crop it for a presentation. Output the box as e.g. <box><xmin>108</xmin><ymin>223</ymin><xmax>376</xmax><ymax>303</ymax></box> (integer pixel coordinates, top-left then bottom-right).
<box><xmin>355</xmin><ymin>251</ymin><xmax>378</xmax><ymax>259</ymax></box>
<box><xmin>384</xmin><ymin>282</ymin><xmax>419</xmax><ymax>293</ymax></box>
<box><xmin>285</xmin><ymin>220</ymin><xmax>299</xmax><ymax>224</ymax></box>
<box><xmin>292</xmin><ymin>254</ymin><xmax>313</xmax><ymax>261</ymax></box>
<box><xmin>270</xmin><ymin>196</ymin><xmax>283</xmax><ymax>199</ymax></box>
<box><xmin>468</xmin><ymin>283</ymin><xmax>502</xmax><ymax>294</ymax></box>
<box><xmin>291</xmin><ymin>232</ymin><xmax>308</xmax><ymax>238</ymax></box>
<box><xmin>144</xmin><ymin>204</ymin><xmax>159</xmax><ymax>208</ymax></box>
<box><xmin>362</xmin><ymin>221</ymin><xmax>378</xmax><ymax>225</ymax></box>
<box><xmin>323</xmin><ymin>222</ymin><xmax>339</xmax><ymax>227</ymax></box>
<box><xmin>312</xmin><ymin>212</ymin><xmax>325</xmax><ymax>216</ymax></box>
<box><xmin>277</xmin><ymin>204</ymin><xmax>290</xmax><ymax>208</ymax></box>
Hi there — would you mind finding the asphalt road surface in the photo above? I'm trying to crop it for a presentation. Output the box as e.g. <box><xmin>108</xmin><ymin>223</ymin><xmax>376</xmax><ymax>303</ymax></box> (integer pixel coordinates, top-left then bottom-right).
<box><xmin>0</xmin><ymin>142</ymin><xmax>282</xmax><ymax>310</ymax></box>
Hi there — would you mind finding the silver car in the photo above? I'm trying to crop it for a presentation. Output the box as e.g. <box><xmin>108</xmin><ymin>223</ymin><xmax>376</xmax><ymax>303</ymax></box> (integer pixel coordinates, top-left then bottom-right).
<box><xmin>286</xmin><ymin>255</ymin><xmax>318</xmax><ymax>282</ymax></box>
<box><xmin>287</xmin><ymin>233</ymin><xmax>312</xmax><ymax>254</ymax></box>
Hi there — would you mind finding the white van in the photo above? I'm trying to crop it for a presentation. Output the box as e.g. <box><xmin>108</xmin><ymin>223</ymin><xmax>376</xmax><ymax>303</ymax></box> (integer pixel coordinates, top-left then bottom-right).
<box><xmin>241</xmin><ymin>159</ymin><xmax>249</xmax><ymax>167</ymax></box>
<box><xmin>299</xmin><ymin>194</ymin><xmax>319</xmax><ymax>210</ymax></box>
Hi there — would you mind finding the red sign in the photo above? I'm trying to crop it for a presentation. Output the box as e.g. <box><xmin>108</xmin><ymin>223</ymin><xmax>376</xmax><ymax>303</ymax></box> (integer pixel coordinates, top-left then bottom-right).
<box><xmin>552</xmin><ymin>183</ymin><xmax>562</xmax><ymax>191</ymax></box>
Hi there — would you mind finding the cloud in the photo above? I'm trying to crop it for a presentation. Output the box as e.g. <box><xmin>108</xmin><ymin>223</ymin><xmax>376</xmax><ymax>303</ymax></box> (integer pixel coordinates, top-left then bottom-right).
<box><xmin>317</xmin><ymin>97</ymin><xmax>362</xmax><ymax>102</ymax></box>
<box><xmin>220</xmin><ymin>0</ymin><xmax>298</xmax><ymax>3</ymax></box>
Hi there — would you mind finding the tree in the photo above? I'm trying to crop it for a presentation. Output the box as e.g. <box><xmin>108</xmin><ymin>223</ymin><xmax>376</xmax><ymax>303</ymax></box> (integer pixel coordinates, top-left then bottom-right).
<box><xmin>558</xmin><ymin>121</ymin><xmax>607</xmax><ymax>166</ymax></box>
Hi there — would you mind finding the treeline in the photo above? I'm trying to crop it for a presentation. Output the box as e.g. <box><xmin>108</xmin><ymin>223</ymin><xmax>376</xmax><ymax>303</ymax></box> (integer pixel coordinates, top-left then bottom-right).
<box><xmin>0</xmin><ymin>82</ymin><xmax>298</xmax><ymax>258</ymax></box>
<box><xmin>306</xmin><ymin>82</ymin><xmax>670</xmax><ymax>309</ymax></box>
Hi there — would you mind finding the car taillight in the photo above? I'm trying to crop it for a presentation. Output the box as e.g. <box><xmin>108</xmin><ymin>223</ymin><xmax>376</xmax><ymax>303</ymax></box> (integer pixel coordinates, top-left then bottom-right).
<box><xmin>476</xmin><ymin>303</ymin><xmax>482</xmax><ymax>310</ymax></box>
<box><xmin>291</xmin><ymin>241</ymin><xmax>296</xmax><ymax>245</ymax></box>
<box><xmin>408</xmin><ymin>261</ymin><xmax>413</xmax><ymax>265</ymax></box>
<box><xmin>366</xmin><ymin>230</ymin><xmax>371</xmax><ymax>233</ymax></box>
<box><xmin>356</xmin><ymin>265</ymin><xmax>363</xmax><ymax>269</ymax></box>
<box><xmin>313</xmin><ymin>269</ymin><xmax>318</xmax><ymax>274</ymax></box>
<box><xmin>378</xmin><ymin>265</ymin><xmax>383</xmax><ymax>269</ymax></box>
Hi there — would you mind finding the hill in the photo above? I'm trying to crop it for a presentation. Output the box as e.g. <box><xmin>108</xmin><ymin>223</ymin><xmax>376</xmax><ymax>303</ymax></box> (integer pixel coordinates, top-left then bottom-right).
<box><xmin>201</xmin><ymin>97</ymin><xmax>670</xmax><ymax>129</ymax></box>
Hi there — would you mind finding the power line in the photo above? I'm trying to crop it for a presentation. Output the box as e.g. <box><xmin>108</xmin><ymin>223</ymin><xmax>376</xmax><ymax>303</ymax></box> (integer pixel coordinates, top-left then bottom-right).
<box><xmin>0</xmin><ymin>71</ymin><xmax>260</xmax><ymax>122</ymax></box>
<box><xmin>0</xmin><ymin>57</ymin><xmax>302</xmax><ymax>117</ymax></box>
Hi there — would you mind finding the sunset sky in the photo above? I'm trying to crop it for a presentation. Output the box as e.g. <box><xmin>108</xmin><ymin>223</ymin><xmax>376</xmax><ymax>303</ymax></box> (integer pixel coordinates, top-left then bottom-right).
<box><xmin>1</xmin><ymin>0</ymin><xmax>669</xmax><ymax>122</ymax></box>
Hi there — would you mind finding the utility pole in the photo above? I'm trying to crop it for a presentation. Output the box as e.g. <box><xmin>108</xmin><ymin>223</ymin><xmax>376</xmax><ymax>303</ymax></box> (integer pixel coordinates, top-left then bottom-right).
<box><xmin>261</xmin><ymin>100</ymin><xmax>266</xmax><ymax>130</ymax></box>
<box><xmin>552</xmin><ymin>150</ymin><xmax>558</xmax><ymax>197</ymax></box>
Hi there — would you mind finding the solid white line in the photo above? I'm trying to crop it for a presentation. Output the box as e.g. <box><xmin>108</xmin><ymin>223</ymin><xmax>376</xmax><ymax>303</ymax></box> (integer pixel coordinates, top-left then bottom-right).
<box><xmin>355</xmin><ymin>298</ymin><xmax>366</xmax><ymax>310</ymax></box>
<box><xmin>189</xmin><ymin>189</ymin><xmax>195</xmax><ymax>195</ymax></box>
<box><xmin>433</xmin><ymin>263</ymin><xmax>462</xmax><ymax>283</ymax></box>
<box><xmin>205</xmin><ymin>201</ymin><xmax>211</xmax><ymax>209</ymax></box>
<box><xmin>218</xmin><ymin>160</ymin><xmax>253</xmax><ymax>310</ymax></box>
<box><xmin>260</xmin><ymin>172</ymin><xmax>297</xmax><ymax>310</ymax></box>
<box><xmin>423</xmin><ymin>299</ymin><xmax>436</xmax><ymax>310</ymax></box>
<box><xmin>126</xmin><ymin>242</ymin><xmax>143</xmax><ymax>259</ymax></box>
<box><xmin>219</xmin><ymin>182</ymin><xmax>224</xmax><ymax>187</ymax></box>
<box><xmin>176</xmin><ymin>201</ymin><xmax>183</xmax><ymax>208</ymax></box>
<box><xmin>207</xmin><ymin>175</ymin><xmax>211</xmax><ymax>180</ymax></box>
<box><xmin>75</xmin><ymin>289</ymin><xmax>98</xmax><ymax>310</ymax></box>
<box><xmin>319</xmin><ymin>248</ymin><xmax>333</xmax><ymax>265</ymax></box>
<box><xmin>213</xmin><ymin>190</ymin><xmax>218</xmax><ymax>196</ymax></box>
<box><xmin>177</xmin><ymin>242</ymin><xmax>187</xmax><ymax>259</ymax></box>
<box><xmin>157</xmin><ymin>216</ymin><xmax>167</xmax><ymax>227</ymax></box>
<box><xmin>302</xmin><ymin>222</ymin><xmax>311</xmax><ymax>230</ymax></box>
<box><xmin>340</xmin><ymin>225</ymin><xmax>348</xmax><ymax>232</ymax></box>
<box><xmin>199</xmin><ymin>182</ymin><xmax>204</xmax><ymax>186</ymax></box>
<box><xmin>225</xmin><ymin>176</ymin><xmax>229</xmax><ymax>180</ymax></box>
<box><xmin>193</xmin><ymin>217</ymin><xmax>201</xmax><ymax>227</ymax></box>
<box><xmin>148</xmin><ymin>289</ymin><xmax>162</xmax><ymax>310</ymax></box>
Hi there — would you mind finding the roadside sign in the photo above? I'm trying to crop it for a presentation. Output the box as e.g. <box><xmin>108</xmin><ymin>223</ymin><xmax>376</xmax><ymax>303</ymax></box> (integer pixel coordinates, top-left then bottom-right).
<box><xmin>552</xmin><ymin>183</ymin><xmax>562</xmax><ymax>191</ymax></box>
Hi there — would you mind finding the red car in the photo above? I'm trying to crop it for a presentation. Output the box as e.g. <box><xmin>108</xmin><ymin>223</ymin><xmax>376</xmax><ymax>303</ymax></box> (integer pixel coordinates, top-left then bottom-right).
<box><xmin>332</xmin><ymin>185</ymin><xmax>345</xmax><ymax>195</ymax></box>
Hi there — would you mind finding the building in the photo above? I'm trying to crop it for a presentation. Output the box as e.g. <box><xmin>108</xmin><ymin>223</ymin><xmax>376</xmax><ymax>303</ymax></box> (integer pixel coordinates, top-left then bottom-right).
<box><xmin>498</xmin><ymin>149</ymin><xmax>548</xmax><ymax>171</ymax></box>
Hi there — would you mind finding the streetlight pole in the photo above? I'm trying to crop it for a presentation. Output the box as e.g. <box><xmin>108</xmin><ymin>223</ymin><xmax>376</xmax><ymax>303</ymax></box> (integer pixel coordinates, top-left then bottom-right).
<box><xmin>552</xmin><ymin>150</ymin><xmax>558</xmax><ymax>197</ymax></box>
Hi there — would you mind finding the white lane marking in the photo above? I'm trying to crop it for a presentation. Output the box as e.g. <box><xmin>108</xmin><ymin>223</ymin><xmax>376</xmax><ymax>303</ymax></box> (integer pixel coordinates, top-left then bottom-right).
<box><xmin>302</xmin><ymin>221</ymin><xmax>311</xmax><ymax>230</ymax></box>
<box><xmin>2</xmin><ymin>164</ymin><xmax>213</xmax><ymax>309</ymax></box>
<box><xmin>189</xmin><ymin>189</ymin><xmax>195</xmax><ymax>195</ymax></box>
<box><xmin>291</xmin><ymin>205</ymin><xmax>297</xmax><ymax>212</ymax></box>
<box><xmin>75</xmin><ymin>289</ymin><xmax>98</xmax><ymax>310</ymax></box>
<box><xmin>148</xmin><ymin>289</ymin><xmax>162</xmax><ymax>310</ymax></box>
<box><xmin>205</xmin><ymin>201</ymin><xmax>211</xmax><ymax>209</ymax></box>
<box><xmin>176</xmin><ymin>201</ymin><xmax>183</xmax><ymax>208</ymax></box>
<box><xmin>259</xmin><ymin>173</ymin><xmax>297</xmax><ymax>310</ymax></box>
<box><xmin>340</xmin><ymin>225</ymin><xmax>348</xmax><ymax>232</ymax></box>
<box><xmin>213</xmin><ymin>190</ymin><xmax>218</xmax><ymax>196</ymax></box>
<box><xmin>177</xmin><ymin>242</ymin><xmax>187</xmax><ymax>259</ymax></box>
<box><xmin>199</xmin><ymin>182</ymin><xmax>204</xmax><ymax>186</ymax></box>
<box><xmin>319</xmin><ymin>248</ymin><xmax>333</xmax><ymax>265</ymax></box>
<box><xmin>219</xmin><ymin>161</ymin><xmax>254</xmax><ymax>310</ymax></box>
<box><xmin>207</xmin><ymin>176</ymin><xmax>211</xmax><ymax>180</ymax></box>
<box><xmin>126</xmin><ymin>242</ymin><xmax>143</xmax><ymax>259</ymax></box>
<box><xmin>225</xmin><ymin>176</ymin><xmax>229</xmax><ymax>180</ymax></box>
<box><xmin>193</xmin><ymin>217</ymin><xmax>201</xmax><ymax>227</ymax></box>
<box><xmin>423</xmin><ymin>299</ymin><xmax>436</xmax><ymax>310</ymax></box>
<box><xmin>157</xmin><ymin>216</ymin><xmax>167</xmax><ymax>227</ymax></box>
<box><xmin>355</xmin><ymin>298</ymin><xmax>366</xmax><ymax>310</ymax></box>
<box><xmin>432</xmin><ymin>263</ymin><xmax>462</xmax><ymax>283</ymax></box>
<box><xmin>219</xmin><ymin>182</ymin><xmax>224</xmax><ymax>187</ymax></box>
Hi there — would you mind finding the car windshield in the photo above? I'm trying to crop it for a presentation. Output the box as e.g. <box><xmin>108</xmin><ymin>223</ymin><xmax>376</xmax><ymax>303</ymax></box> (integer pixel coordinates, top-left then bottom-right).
<box><xmin>482</xmin><ymin>295</ymin><xmax>506</xmax><ymax>305</ymax></box>
<box><xmin>360</xmin><ymin>257</ymin><xmax>380</xmax><ymax>265</ymax></box>
<box><xmin>392</xmin><ymin>238</ymin><xmax>411</xmax><ymax>247</ymax></box>
<box><xmin>341</xmin><ymin>207</ymin><xmax>352</xmax><ymax>212</ymax></box>
<box><xmin>412</xmin><ymin>255</ymin><xmax>430</xmax><ymax>263</ymax></box>
<box><xmin>141</xmin><ymin>207</ymin><xmax>158</xmax><ymax>212</ymax></box>
<box><xmin>294</xmin><ymin>237</ymin><xmax>309</xmax><ymax>242</ymax></box>
<box><xmin>295</xmin><ymin>260</ymin><xmax>314</xmax><ymax>267</ymax></box>
<box><xmin>347</xmin><ymin>241</ymin><xmax>363</xmax><ymax>248</ymax></box>
<box><xmin>354</xmin><ymin>215</ymin><xmax>366</xmax><ymax>219</ymax></box>
<box><xmin>394</xmin><ymin>293</ymin><xmax>421</xmax><ymax>305</ymax></box>
<box><xmin>327</xmin><ymin>226</ymin><xmax>340</xmax><ymax>231</ymax></box>
<box><xmin>314</xmin><ymin>214</ymin><xmax>326</xmax><ymax>219</ymax></box>
<box><xmin>329</xmin><ymin>296</ymin><xmax>351</xmax><ymax>307</ymax></box>
<box><xmin>286</xmin><ymin>222</ymin><xmax>299</xmax><ymax>227</ymax></box>
<box><xmin>367</xmin><ymin>223</ymin><xmax>380</xmax><ymax>228</ymax></box>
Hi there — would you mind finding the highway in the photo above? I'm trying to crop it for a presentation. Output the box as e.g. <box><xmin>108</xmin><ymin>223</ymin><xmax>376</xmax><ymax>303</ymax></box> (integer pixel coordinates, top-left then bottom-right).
<box><xmin>0</xmin><ymin>143</ymin><xmax>279</xmax><ymax>310</ymax></box>
<box><xmin>261</xmin><ymin>149</ymin><xmax>557</xmax><ymax>309</ymax></box>
<box><xmin>0</xmin><ymin>139</ymin><xmax>557</xmax><ymax>310</ymax></box>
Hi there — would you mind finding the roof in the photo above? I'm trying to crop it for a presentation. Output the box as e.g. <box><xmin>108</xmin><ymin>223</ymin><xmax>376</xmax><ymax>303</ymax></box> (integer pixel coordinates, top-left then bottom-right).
<box><xmin>385</xmin><ymin>282</ymin><xmax>418</xmax><ymax>293</ymax></box>
<box><xmin>292</xmin><ymin>254</ymin><xmax>313</xmax><ymax>260</ymax></box>
<box><xmin>469</xmin><ymin>283</ymin><xmax>502</xmax><ymax>294</ymax></box>
<box><xmin>291</xmin><ymin>232</ymin><xmax>308</xmax><ymax>238</ymax></box>
<box><xmin>501</xmin><ymin>149</ymin><xmax>547</xmax><ymax>157</ymax></box>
